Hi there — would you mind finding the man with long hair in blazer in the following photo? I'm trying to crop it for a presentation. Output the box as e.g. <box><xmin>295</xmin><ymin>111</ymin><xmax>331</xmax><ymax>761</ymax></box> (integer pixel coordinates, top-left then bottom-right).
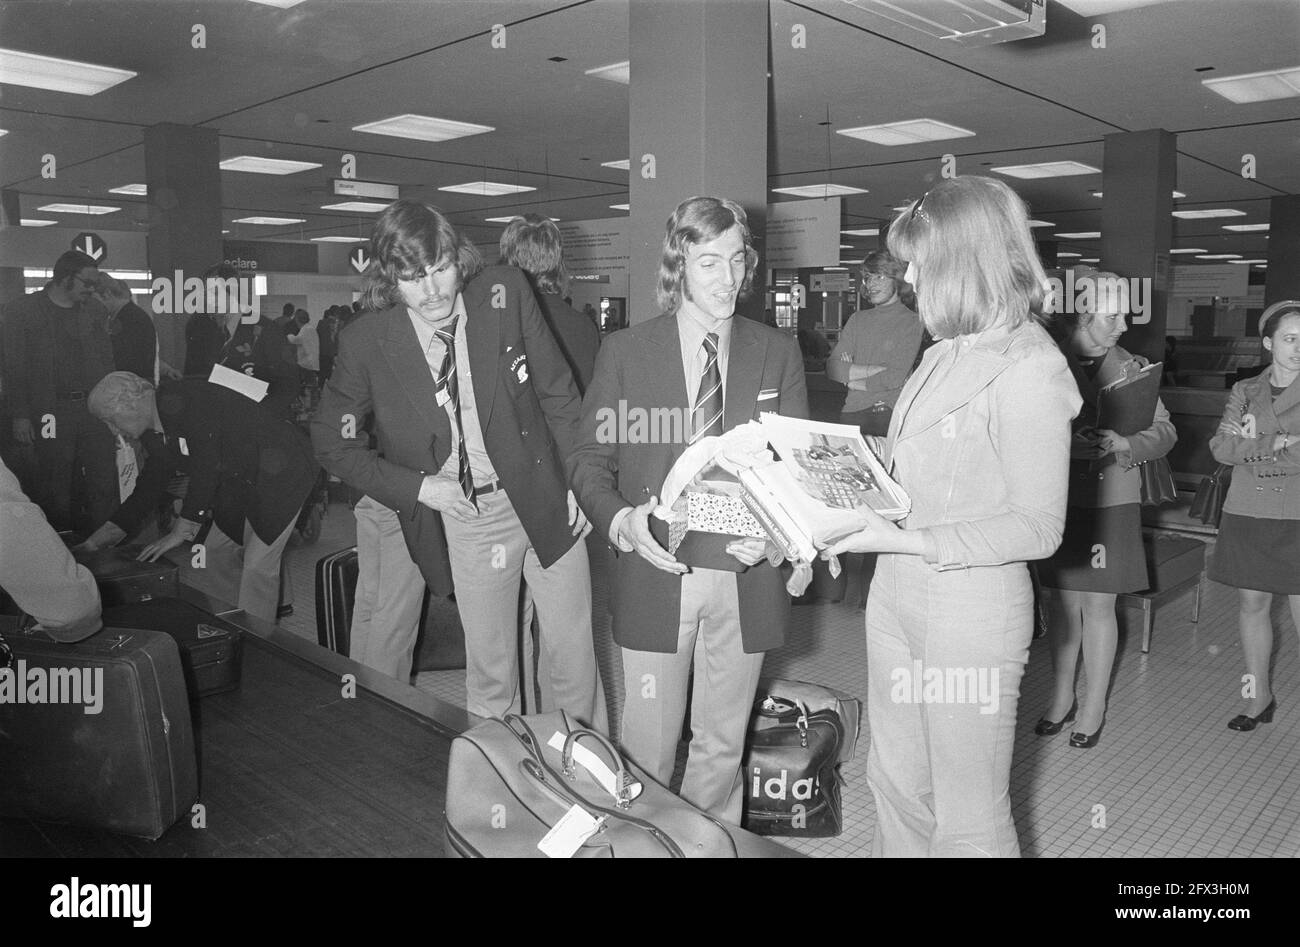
<box><xmin>570</xmin><ymin>196</ymin><xmax>808</xmax><ymax>823</ymax></box>
<box><xmin>312</xmin><ymin>200</ymin><xmax>603</xmax><ymax>727</ymax></box>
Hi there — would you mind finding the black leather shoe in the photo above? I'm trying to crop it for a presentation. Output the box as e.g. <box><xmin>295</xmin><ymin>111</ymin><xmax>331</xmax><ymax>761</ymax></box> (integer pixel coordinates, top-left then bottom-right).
<box><xmin>1227</xmin><ymin>699</ymin><xmax>1276</xmax><ymax>732</ymax></box>
<box><xmin>1068</xmin><ymin>722</ymin><xmax>1103</xmax><ymax>749</ymax></box>
<box><xmin>1034</xmin><ymin>701</ymin><xmax>1077</xmax><ymax>736</ymax></box>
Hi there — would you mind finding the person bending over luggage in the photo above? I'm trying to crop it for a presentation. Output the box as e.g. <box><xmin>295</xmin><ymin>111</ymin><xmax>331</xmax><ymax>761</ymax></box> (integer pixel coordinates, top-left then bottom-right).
<box><xmin>70</xmin><ymin>372</ymin><xmax>172</xmax><ymax>553</ymax></box>
<box><xmin>0</xmin><ymin>456</ymin><xmax>102</xmax><ymax>642</ymax></box>
<box><xmin>138</xmin><ymin>379</ymin><xmax>317</xmax><ymax>622</ymax></box>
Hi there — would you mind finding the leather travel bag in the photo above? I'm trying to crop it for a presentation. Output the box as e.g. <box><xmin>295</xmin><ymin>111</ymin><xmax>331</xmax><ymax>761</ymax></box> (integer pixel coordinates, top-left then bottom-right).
<box><xmin>445</xmin><ymin>710</ymin><xmax>740</xmax><ymax>858</ymax></box>
<box><xmin>0</xmin><ymin>620</ymin><xmax>199</xmax><ymax>839</ymax></box>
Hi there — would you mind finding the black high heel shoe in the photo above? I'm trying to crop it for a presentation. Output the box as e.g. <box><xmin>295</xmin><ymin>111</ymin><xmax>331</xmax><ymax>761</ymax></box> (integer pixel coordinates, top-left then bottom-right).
<box><xmin>1068</xmin><ymin>723</ymin><xmax>1104</xmax><ymax>749</ymax></box>
<box><xmin>1227</xmin><ymin>699</ymin><xmax>1276</xmax><ymax>732</ymax></box>
<box><xmin>1034</xmin><ymin>701</ymin><xmax>1077</xmax><ymax>736</ymax></box>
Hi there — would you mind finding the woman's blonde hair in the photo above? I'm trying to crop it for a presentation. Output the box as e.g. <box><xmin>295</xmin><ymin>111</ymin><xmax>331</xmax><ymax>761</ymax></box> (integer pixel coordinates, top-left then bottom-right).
<box><xmin>887</xmin><ymin>176</ymin><xmax>1048</xmax><ymax>339</ymax></box>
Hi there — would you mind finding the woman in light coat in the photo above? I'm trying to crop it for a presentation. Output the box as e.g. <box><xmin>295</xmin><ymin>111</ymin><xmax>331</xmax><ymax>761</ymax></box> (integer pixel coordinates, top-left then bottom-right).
<box><xmin>824</xmin><ymin>176</ymin><xmax>1082</xmax><ymax>857</ymax></box>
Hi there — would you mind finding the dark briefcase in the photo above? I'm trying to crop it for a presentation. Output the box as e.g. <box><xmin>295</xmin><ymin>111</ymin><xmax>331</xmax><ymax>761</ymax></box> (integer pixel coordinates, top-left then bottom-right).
<box><xmin>101</xmin><ymin>598</ymin><xmax>243</xmax><ymax>697</ymax></box>
<box><xmin>0</xmin><ymin>622</ymin><xmax>199</xmax><ymax>839</ymax></box>
<box><xmin>314</xmin><ymin>546</ymin><xmax>466</xmax><ymax>671</ymax></box>
<box><xmin>73</xmin><ymin>544</ymin><xmax>180</xmax><ymax>606</ymax></box>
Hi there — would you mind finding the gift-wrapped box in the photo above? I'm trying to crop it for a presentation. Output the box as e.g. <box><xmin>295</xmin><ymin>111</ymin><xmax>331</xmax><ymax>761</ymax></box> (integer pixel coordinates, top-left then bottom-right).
<box><xmin>649</xmin><ymin>481</ymin><xmax>767</xmax><ymax>572</ymax></box>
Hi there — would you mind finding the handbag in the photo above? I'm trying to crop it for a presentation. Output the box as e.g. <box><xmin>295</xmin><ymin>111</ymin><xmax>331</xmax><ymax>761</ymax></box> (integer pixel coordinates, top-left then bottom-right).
<box><xmin>1189</xmin><ymin>463</ymin><xmax>1233</xmax><ymax>527</ymax></box>
<box><xmin>741</xmin><ymin>692</ymin><xmax>846</xmax><ymax>838</ymax></box>
<box><xmin>444</xmin><ymin>711</ymin><xmax>740</xmax><ymax>858</ymax></box>
<box><xmin>1138</xmin><ymin>455</ymin><xmax>1179</xmax><ymax>507</ymax></box>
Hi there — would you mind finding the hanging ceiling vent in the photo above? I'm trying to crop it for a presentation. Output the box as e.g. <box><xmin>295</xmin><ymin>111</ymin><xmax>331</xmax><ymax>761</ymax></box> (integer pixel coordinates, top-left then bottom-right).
<box><xmin>841</xmin><ymin>0</ymin><xmax>1047</xmax><ymax>46</ymax></box>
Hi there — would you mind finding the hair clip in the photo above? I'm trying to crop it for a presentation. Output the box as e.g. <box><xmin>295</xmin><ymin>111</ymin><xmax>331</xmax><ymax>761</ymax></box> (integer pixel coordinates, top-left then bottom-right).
<box><xmin>909</xmin><ymin>191</ymin><xmax>931</xmax><ymax>224</ymax></box>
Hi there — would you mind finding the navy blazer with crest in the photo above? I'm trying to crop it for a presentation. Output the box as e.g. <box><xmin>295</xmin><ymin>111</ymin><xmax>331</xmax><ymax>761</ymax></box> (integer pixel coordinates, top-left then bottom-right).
<box><xmin>311</xmin><ymin>265</ymin><xmax>584</xmax><ymax>595</ymax></box>
<box><xmin>570</xmin><ymin>311</ymin><xmax>809</xmax><ymax>655</ymax></box>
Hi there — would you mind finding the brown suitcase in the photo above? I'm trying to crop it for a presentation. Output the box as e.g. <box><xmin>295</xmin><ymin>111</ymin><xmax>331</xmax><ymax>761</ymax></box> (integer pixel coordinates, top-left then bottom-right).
<box><xmin>101</xmin><ymin>598</ymin><xmax>243</xmax><ymax>697</ymax></box>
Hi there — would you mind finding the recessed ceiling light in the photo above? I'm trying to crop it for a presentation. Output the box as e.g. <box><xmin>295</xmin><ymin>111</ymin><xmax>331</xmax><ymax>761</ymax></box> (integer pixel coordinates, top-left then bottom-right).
<box><xmin>840</xmin><ymin>244</ymin><xmax>855</xmax><ymax>249</ymax></box>
<box><xmin>220</xmin><ymin>156</ymin><xmax>322</xmax><ymax>175</ymax></box>
<box><xmin>1254</xmin><ymin>264</ymin><xmax>1267</xmax><ymax>269</ymax></box>
<box><xmin>1203</xmin><ymin>65</ymin><xmax>1300</xmax><ymax>104</ymax></box>
<box><xmin>1028</xmin><ymin>220</ymin><xmax>1055</xmax><ymax>228</ymax></box>
<box><xmin>1092</xmin><ymin>189</ymin><xmax>1184</xmax><ymax>199</ymax></box>
<box><xmin>20</xmin><ymin>218</ymin><xmax>57</xmax><ymax>227</ymax></box>
<box><xmin>772</xmin><ymin>184</ymin><xmax>869</xmax><ymax>198</ymax></box>
<box><xmin>1227</xmin><ymin>259</ymin><xmax>1268</xmax><ymax>264</ymax></box>
<box><xmin>837</xmin><ymin>118</ymin><xmax>976</xmax><ymax>146</ymax></box>
<box><xmin>1056</xmin><ymin>252</ymin><xmax>1083</xmax><ymax>258</ymax></box>
<box><xmin>321</xmin><ymin>201</ymin><xmax>390</xmax><ymax>212</ymax></box>
<box><xmin>601</xmin><ymin>159</ymin><xmax>630</xmax><ymax>170</ymax></box>
<box><xmin>108</xmin><ymin>183</ymin><xmax>147</xmax><ymax>196</ymax></box>
<box><xmin>584</xmin><ymin>61</ymin><xmax>629</xmax><ymax>84</ymax></box>
<box><xmin>991</xmin><ymin>161</ymin><xmax>1100</xmax><ymax>179</ymax></box>
<box><xmin>1055</xmin><ymin>231</ymin><xmax>1101</xmax><ymax>239</ymax></box>
<box><xmin>1079</xmin><ymin>258</ymin><xmax>1100</xmax><ymax>263</ymax></box>
<box><xmin>440</xmin><ymin>182</ymin><xmax>535</xmax><ymax>196</ymax></box>
<box><xmin>37</xmin><ymin>203</ymin><xmax>119</xmax><ymax>214</ymax></box>
<box><xmin>841</xmin><ymin>228</ymin><xmax>880</xmax><ymax>236</ymax></box>
<box><xmin>1169</xmin><ymin>248</ymin><xmax>1207</xmax><ymax>254</ymax></box>
<box><xmin>609</xmin><ymin>204</ymin><xmax>629</xmax><ymax>211</ymax></box>
<box><xmin>246</xmin><ymin>0</ymin><xmax>308</xmax><ymax>7</ymax></box>
<box><xmin>311</xmin><ymin>236</ymin><xmax>368</xmax><ymax>243</ymax></box>
<box><xmin>484</xmin><ymin>216</ymin><xmax>561</xmax><ymax>223</ymax></box>
<box><xmin>1195</xmin><ymin>254</ymin><xmax>1241</xmax><ymax>260</ymax></box>
<box><xmin>352</xmin><ymin>114</ymin><xmax>494</xmax><ymax>142</ymax></box>
<box><xmin>1173</xmin><ymin>208</ymin><xmax>1247</xmax><ymax>219</ymax></box>
<box><xmin>222</xmin><ymin>229</ymin><xmax>230</xmax><ymax>234</ymax></box>
<box><xmin>0</xmin><ymin>47</ymin><xmax>136</xmax><ymax>95</ymax></box>
<box><xmin>824</xmin><ymin>267</ymin><xmax>848</xmax><ymax>272</ymax></box>
<box><xmin>232</xmin><ymin>216</ymin><xmax>305</xmax><ymax>225</ymax></box>
<box><xmin>1222</xmin><ymin>223</ymin><xmax>1270</xmax><ymax>232</ymax></box>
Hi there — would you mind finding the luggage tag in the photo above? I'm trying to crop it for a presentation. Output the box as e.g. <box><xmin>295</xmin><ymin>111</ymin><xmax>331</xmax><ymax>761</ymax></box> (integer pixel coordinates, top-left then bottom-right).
<box><xmin>537</xmin><ymin>806</ymin><xmax>606</xmax><ymax>858</ymax></box>
<box><xmin>547</xmin><ymin>733</ymin><xmax>643</xmax><ymax>802</ymax></box>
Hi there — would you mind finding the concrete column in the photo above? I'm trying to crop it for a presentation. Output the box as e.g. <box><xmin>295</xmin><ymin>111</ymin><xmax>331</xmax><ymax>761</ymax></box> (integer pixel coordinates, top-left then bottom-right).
<box><xmin>1264</xmin><ymin>194</ymin><xmax>1300</xmax><ymax>307</ymax></box>
<box><xmin>0</xmin><ymin>189</ymin><xmax>25</xmax><ymax>304</ymax></box>
<box><xmin>1100</xmin><ymin>129</ymin><xmax>1176</xmax><ymax>363</ymax></box>
<box><xmin>144</xmin><ymin>124</ymin><xmax>224</xmax><ymax>371</ymax></box>
<box><xmin>628</xmin><ymin>0</ymin><xmax>768</xmax><ymax>324</ymax></box>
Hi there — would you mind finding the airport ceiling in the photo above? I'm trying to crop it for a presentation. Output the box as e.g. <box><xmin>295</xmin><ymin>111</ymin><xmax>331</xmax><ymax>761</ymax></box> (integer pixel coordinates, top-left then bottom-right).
<box><xmin>0</xmin><ymin>0</ymin><xmax>1296</xmax><ymax>264</ymax></box>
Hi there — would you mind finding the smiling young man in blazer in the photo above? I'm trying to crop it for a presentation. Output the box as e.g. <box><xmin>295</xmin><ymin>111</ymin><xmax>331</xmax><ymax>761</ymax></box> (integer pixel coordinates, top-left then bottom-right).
<box><xmin>312</xmin><ymin>200</ymin><xmax>603</xmax><ymax>727</ymax></box>
<box><xmin>570</xmin><ymin>196</ymin><xmax>808</xmax><ymax>823</ymax></box>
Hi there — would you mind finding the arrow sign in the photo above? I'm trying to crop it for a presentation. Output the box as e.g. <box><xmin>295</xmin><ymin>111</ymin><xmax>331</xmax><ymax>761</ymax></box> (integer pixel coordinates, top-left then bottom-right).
<box><xmin>348</xmin><ymin>247</ymin><xmax>370</xmax><ymax>274</ymax></box>
<box><xmin>73</xmin><ymin>232</ymin><xmax>107</xmax><ymax>263</ymax></box>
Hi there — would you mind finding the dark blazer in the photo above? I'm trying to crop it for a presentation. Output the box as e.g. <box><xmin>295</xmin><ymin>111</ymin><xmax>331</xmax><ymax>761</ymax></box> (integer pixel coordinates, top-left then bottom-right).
<box><xmin>1</xmin><ymin>288</ymin><xmax>116</xmax><ymax>422</ymax></box>
<box><xmin>537</xmin><ymin>292</ymin><xmax>601</xmax><ymax>395</ymax></box>
<box><xmin>570</xmin><ymin>312</ymin><xmax>809</xmax><ymax>654</ymax></box>
<box><xmin>311</xmin><ymin>265</ymin><xmax>584</xmax><ymax>594</ymax></box>
<box><xmin>1212</xmin><ymin>371</ymin><xmax>1300</xmax><ymax>520</ymax></box>
<box><xmin>157</xmin><ymin>380</ymin><xmax>317</xmax><ymax>544</ymax></box>
<box><xmin>108</xmin><ymin>301</ymin><xmax>157</xmax><ymax>382</ymax></box>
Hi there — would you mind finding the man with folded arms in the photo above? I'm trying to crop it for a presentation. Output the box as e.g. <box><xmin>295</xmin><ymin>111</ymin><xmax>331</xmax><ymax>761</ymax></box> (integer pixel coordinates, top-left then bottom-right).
<box><xmin>313</xmin><ymin>200</ymin><xmax>604</xmax><ymax>727</ymax></box>
<box><xmin>570</xmin><ymin>196</ymin><xmax>808</xmax><ymax>823</ymax></box>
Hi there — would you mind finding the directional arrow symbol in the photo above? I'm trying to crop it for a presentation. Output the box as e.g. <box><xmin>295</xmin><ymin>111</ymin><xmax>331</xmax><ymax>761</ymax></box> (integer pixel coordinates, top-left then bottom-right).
<box><xmin>349</xmin><ymin>247</ymin><xmax>370</xmax><ymax>274</ymax></box>
<box><xmin>72</xmin><ymin>232</ymin><xmax>107</xmax><ymax>263</ymax></box>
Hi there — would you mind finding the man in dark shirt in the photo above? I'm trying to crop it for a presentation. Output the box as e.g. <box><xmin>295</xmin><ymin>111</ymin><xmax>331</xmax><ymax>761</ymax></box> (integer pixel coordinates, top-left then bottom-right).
<box><xmin>1</xmin><ymin>250</ymin><xmax>117</xmax><ymax>532</ymax></box>
<box><xmin>96</xmin><ymin>277</ymin><xmax>157</xmax><ymax>383</ymax></box>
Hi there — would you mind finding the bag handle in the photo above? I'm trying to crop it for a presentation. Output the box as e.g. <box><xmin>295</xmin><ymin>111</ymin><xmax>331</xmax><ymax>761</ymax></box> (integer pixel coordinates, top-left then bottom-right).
<box><xmin>562</xmin><ymin>728</ymin><xmax>633</xmax><ymax>809</ymax></box>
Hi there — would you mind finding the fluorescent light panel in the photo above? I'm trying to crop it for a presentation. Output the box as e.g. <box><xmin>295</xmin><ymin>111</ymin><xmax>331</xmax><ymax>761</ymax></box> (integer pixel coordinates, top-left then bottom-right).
<box><xmin>609</xmin><ymin>204</ymin><xmax>629</xmax><ymax>211</ymax></box>
<box><xmin>1093</xmin><ymin>189</ymin><xmax>1184</xmax><ymax>198</ymax></box>
<box><xmin>485</xmin><ymin>216</ymin><xmax>560</xmax><ymax>223</ymax></box>
<box><xmin>837</xmin><ymin>118</ymin><xmax>975</xmax><ymax>146</ymax></box>
<box><xmin>321</xmin><ymin>201</ymin><xmax>390</xmax><ymax>212</ymax></box>
<box><xmin>20</xmin><ymin>218</ymin><xmax>57</xmax><ymax>226</ymax></box>
<box><xmin>772</xmin><ymin>184</ymin><xmax>868</xmax><ymax>198</ymax></box>
<box><xmin>231</xmin><ymin>216</ymin><xmax>305</xmax><ymax>225</ymax></box>
<box><xmin>37</xmin><ymin>203</ymin><xmax>119</xmax><ymax>214</ymax></box>
<box><xmin>841</xmin><ymin>228</ymin><xmax>879</xmax><ymax>236</ymax></box>
<box><xmin>0</xmin><ymin>47</ymin><xmax>136</xmax><ymax>95</ymax></box>
<box><xmin>311</xmin><ymin>236</ymin><xmax>367</xmax><ymax>243</ymax></box>
<box><xmin>440</xmin><ymin>182</ymin><xmax>535</xmax><ymax>196</ymax></box>
<box><xmin>1222</xmin><ymin>223</ymin><xmax>1270</xmax><ymax>232</ymax></box>
<box><xmin>352</xmin><ymin>114</ymin><xmax>494</xmax><ymax>142</ymax></box>
<box><xmin>991</xmin><ymin>161</ymin><xmax>1100</xmax><ymax>179</ymax></box>
<box><xmin>1227</xmin><ymin>259</ymin><xmax>1268</xmax><ymax>264</ymax></box>
<box><xmin>1196</xmin><ymin>254</ymin><xmax>1241</xmax><ymax>260</ymax></box>
<box><xmin>1079</xmin><ymin>258</ymin><xmax>1100</xmax><ymax>263</ymax></box>
<box><xmin>601</xmin><ymin>159</ymin><xmax>630</xmax><ymax>170</ymax></box>
<box><xmin>1169</xmin><ymin>249</ymin><xmax>1207</xmax><ymax>254</ymax></box>
<box><xmin>1056</xmin><ymin>252</ymin><xmax>1083</xmax><ymax>258</ymax></box>
<box><xmin>246</xmin><ymin>0</ymin><xmax>308</xmax><ymax>8</ymax></box>
<box><xmin>1203</xmin><ymin>66</ymin><xmax>1300</xmax><ymax>104</ymax></box>
<box><xmin>584</xmin><ymin>61</ymin><xmax>629</xmax><ymax>84</ymax></box>
<box><xmin>108</xmin><ymin>183</ymin><xmax>147</xmax><ymax>196</ymax></box>
<box><xmin>1055</xmin><ymin>231</ymin><xmax>1101</xmax><ymax>239</ymax></box>
<box><xmin>1173</xmin><ymin>208</ymin><xmax>1246</xmax><ymax>219</ymax></box>
<box><xmin>1028</xmin><ymin>220</ymin><xmax>1054</xmax><ymax>228</ymax></box>
<box><xmin>221</xmin><ymin>156</ymin><xmax>321</xmax><ymax>175</ymax></box>
<box><xmin>0</xmin><ymin>129</ymin><xmax>7</xmax><ymax>137</ymax></box>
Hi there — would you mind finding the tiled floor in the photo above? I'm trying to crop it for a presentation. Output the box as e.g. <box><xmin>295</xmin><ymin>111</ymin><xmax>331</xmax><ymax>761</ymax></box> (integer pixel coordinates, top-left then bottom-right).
<box><xmin>258</xmin><ymin>500</ymin><xmax>1300</xmax><ymax>858</ymax></box>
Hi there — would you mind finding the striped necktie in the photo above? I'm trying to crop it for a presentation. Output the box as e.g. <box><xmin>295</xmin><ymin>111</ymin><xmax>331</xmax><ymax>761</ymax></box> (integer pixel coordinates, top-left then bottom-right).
<box><xmin>433</xmin><ymin>318</ymin><xmax>476</xmax><ymax>506</ymax></box>
<box><xmin>690</xmin><ymin>332</ymin><xmax>724</xmax><ymax>444</ymax></box>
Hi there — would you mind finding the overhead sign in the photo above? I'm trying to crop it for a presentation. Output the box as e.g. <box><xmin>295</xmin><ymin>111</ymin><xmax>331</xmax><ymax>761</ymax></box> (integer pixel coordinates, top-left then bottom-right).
<box><xmin>811</xmin><ymin>271</ymin><xmax>853</xmax><ymax>293</ymax></box>
<box><xmin>558</xmin><ymin>218</ymin><xmax>630</xmax><ymax>297</ymax></box>
<box><xmin>221</xmin><ymin>240</ymin><xmax>319</xmax><ymax>274</ymax></box>
<box><xmin>72</xmin><ymin>232</ymin><xmax>107</xmax><ymax>263</ymax></box>
<box><xmin>333</xmin><ymin>179</ymin><xmax>400</xmax><ymax>200</ymax></box>
<box><xmin>349</xmin><ymin>246</ymin><xmax>370</xmax><ymax>274</ymax></box>
<box><xmin>766</xmin><ymin>198</ymin><xmax>841</xmax><ymax>269</ymax></box>
<box><xmin>1171</xmin><ymin>264</ymin><xmax>1248</xmax><ymax>299</ymax></box>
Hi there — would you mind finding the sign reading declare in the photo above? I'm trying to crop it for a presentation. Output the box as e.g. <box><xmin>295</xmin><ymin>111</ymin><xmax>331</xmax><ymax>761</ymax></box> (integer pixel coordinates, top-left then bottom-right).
<box><xmin>766</xmin><ymin>198</ymin><xmax>841</xmax><ymax>269</ymax></box>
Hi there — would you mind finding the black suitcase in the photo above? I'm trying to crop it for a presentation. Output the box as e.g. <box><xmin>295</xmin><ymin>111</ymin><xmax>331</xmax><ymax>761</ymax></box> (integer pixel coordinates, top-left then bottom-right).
<box><xmin>314</xmin><ymin>546</ymin><xmax>466</xmax><ymax>671</ymax></box>
<box><xmin>0</xmin><ymin>620</ymin><xmax>199</xmax><ymax>839</ymax></box>
<box><xmin>72</xmin><ymin>544</ymin><xmax>180</xmax><ymax>606</ymax></box>
<box><xmin>101</xmin><ymin>598</ymin><xmax>243</xmax><ymax>697</ymax></box>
